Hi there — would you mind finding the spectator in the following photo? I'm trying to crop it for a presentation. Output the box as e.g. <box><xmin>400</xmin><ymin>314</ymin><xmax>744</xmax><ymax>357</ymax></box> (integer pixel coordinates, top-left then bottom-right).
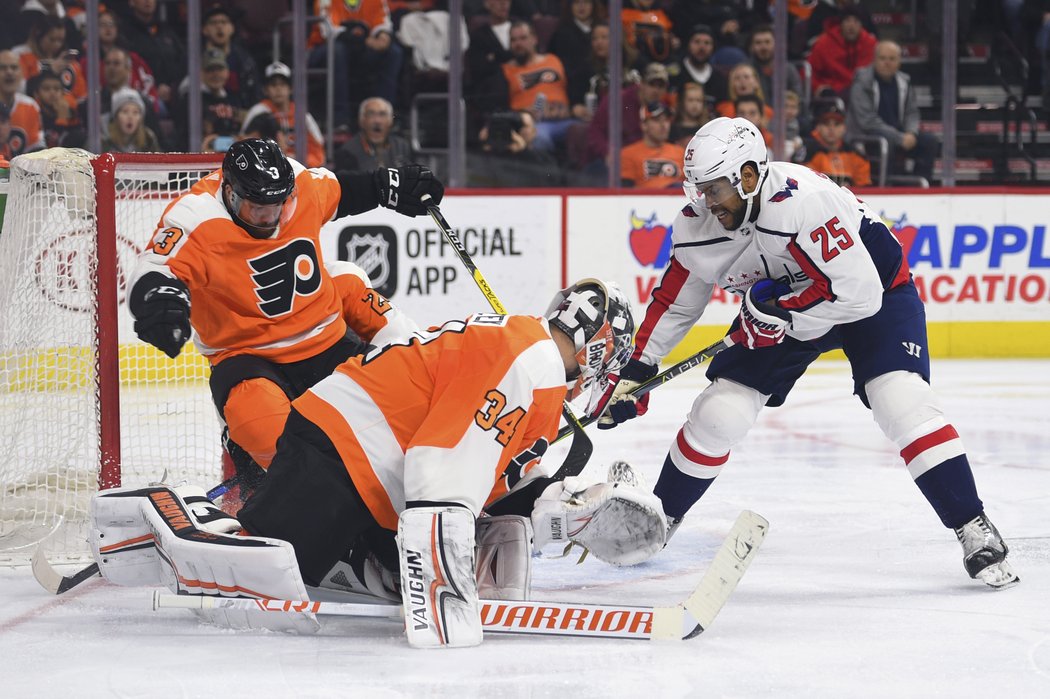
<box><xmin>120</xmin><ymin>0</ymin><xmax>186</xmax><ymax>113</ymax></box>
<box><xmin>334</xmin><ymin>97</ymin><xmax>413</xmax><ymax>171</ymax></box>
<box><xmin>549</xmin><ymin>0</ymin><xmax>606</xmax><ymax>119</ymax></box>
<box><xmin>80</xmin><ymin>10</ymin><xmax>159</xmax><ymax>113</ymax></box>
<box><xmin>0</xmin><ymin>50</ymin><xmax>44</xmax><ymax>158</ymax></box>
<box><xmin>0</xmin><ymin>104</ymin><xmax>10</xmax><ymax>162</ymax></box>
<box><xmin>101</xmin><ymin>87</ymin><xmax>160</xmax><ymax>153</ymax></box>
<box><xmin>239</xmin><ymin>111</ymin><xmax>289</xmax><ymax>153</ymax></box>
<box><xmin>586</xmin><ymin>61</ymin><xmax>670</xmax><ymax>166</ymax></box>
<box><xmin>669</xmin><ymin>25</ymin><xmax>728</xmax><ymax>104</ymax></box>
<box><xmin>201</xmin><ymin>4</ymin><xmax>261</xmax><ymax>107</ymax></box>
<box><xmin>782</xmin><ymin>89</ymin><xmax>804</xmax><ymax>161</ymax></box>
<box><xmin>241</xmin><ymin>61</ymin><xmax>325</xmax><ymax>168</ymax></box>
<box><xmin>16</xmin><ymin>0</ymin><xmax>81</xmax><ymax>52</ymax></box>
<box><xmin>89</xmin><ymin>47</ymin><xmax>161</xmax><ymax>145</ymax></box>
<box><xmin>13</xmin><ymin>15</ymin><xmax>86</xmax><ymax>105</ymax></box>
<box><xmin>500</xmin><ymin>19</ymin><xmax>575</xmax><ymax>152</ymax></box>
<box><xmin>178</xmin><ymin>47</ymin><xmax>245</xmax><ymax>153</ymax></box>
<box><xmin>620</xmin><ymin>102</ymin><xmax>684</xmax><ymax>188</ymax></box>
<box><xmin>670</xmin><ymin>81</ymin><xmax>713</xmax><ymax>147</ymax></box>
<box><xmin>846</xmin><ymin>40</ymin><xmax>938</xmax><ymax>182</ymax></box>
<box><xmin>748</xmin><ymin>24</ymin><xmax>807</xmax><ymax>116</ymax></box>
<box><xmin>734</xmin><ymin>93</ymin><xmax>773</xmax><ymax>149</ymax></box>
<box><xmin>466</xmin><ymin>0</ymin><xmax>516</xmax><ymax>121</ymax></box>
<box><xmin>799</xmin><ymin>96</ymin><xmax>871</xmax><ymax>187</ymax></box>
<box><xmin>467</xmin><ymin>109</ymin><xmax>564</xmax><ymax>187</ymax></box>
<box><xmin>807</xmin><ymin>4</ymin><xmax>876</xmax><ymax>98</ymax></box>
<box><xmin>28</xmin><ymin>69</ymin><xmax>85</xmax><ymax>148</ymax></box>
<box><xmin>621</xmin><ymin>0</ymin><xmax>677</xmax><ymax>64</ymax></box>
<box><xmin>716</xmin><ymin>63</ymin><xmax>773</xmax><ymax>122</ymax></box>
<box><xmin>309</xmin><ymin>0</ymin><xmax>402</xmax><ymax>130</ymax></box>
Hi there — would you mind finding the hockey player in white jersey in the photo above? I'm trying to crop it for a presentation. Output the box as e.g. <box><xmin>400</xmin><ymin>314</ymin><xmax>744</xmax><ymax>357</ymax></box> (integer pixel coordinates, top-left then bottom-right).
<box><xmin>600</xmin><ymin>117</ymin><xmax>1018</xmax><ymax>588</ymax></box>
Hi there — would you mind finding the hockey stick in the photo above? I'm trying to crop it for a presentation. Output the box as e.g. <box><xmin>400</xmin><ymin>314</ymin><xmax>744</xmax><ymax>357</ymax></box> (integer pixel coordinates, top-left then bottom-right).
<box><xmin>423</xmin><ymin>199</ymin><xmax>593</xmax><ymax>478</ymax></box>
<box><xmin>32</xmin><ymin>475</ymin><xmax>244</xmax><ymax>595</ymax></box>
<box><xmin>551</xmin><ymin>337</ymin><xmax>731</xmax><ymax>447</ymax></box>
<box><xmin>153</xmin><ymin>509</ymin><xmax>768</xmax><ymax>641</ymax></box>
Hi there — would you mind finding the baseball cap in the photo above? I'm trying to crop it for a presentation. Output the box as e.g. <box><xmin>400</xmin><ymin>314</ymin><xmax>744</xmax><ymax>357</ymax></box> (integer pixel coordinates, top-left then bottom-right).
<box><xmin>203</xmin><ymin>48</ymin><xmax>227</xmax><ymax>71</ymax></box>
<box><xmin>814</xmin><ymin>97</ymin><xmax>846</xmax><ymax>123</ymax></box>
<box><xmin>265</xmin><ymin>61</ymin><xmax>292</xmax><ymax>83</ymax></box>
<box><xmin>203</xmin><ymin>4</ymin><xmax>234</xmax><ymax>23</ymax></box>
<box><xmin>643</xmin><ymin>62</ymin><xmax>669</xmax><ymax>85</ymax></box>
<box><xmin>641</xmin><ymin>102</ymin><xmax>670</xmax><ymax>121</ymax></box>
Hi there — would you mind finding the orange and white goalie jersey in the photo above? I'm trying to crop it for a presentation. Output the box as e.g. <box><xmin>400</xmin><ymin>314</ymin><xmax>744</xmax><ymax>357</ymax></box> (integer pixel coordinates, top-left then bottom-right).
<box><xmin>293</xmin><ymin>314</ymin><xmax>568</xmax><ymax>530</ymax></box>
<box><xmin>130</xmin><ymin>158</ymin><xmax>414</xmax><ymax>364</ymax></box>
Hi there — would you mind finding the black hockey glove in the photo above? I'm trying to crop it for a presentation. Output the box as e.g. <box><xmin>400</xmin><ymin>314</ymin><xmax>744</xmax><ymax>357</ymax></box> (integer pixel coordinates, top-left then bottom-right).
<box><xmin>373</xmin><ymin>164</ymin><xmax>444</xmax><ymax>217</ymax></box>
<box><xmin>128</xmin><ymin>272</ymin><xmax>191</xmax><ymax>359</ymax></box>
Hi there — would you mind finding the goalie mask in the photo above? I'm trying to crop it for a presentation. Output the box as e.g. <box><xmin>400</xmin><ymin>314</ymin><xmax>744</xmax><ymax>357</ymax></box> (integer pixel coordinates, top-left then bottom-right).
<box><xmin>546</xmin><ymin>279</ymin><xmax>635</xmax><ymax>412</ymax></box>
<box><xmin>222</xmin><ymin>138</ymin><xmax>298</xmax><ymax>238</ymax></box>
<box><xmin>682</xmin><ymin>117</ymin><xmax>768</xmax><ymax>228</ymax></box>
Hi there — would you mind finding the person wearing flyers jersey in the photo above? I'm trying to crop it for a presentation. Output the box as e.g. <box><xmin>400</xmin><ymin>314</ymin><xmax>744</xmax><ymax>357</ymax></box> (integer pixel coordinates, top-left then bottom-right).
<box><xmin>599</xmin><ymin>117</ymin><xmax>1018</xmax><ymax>590</ymax></box>
<box><xmin>126</xmin><ymin>138</ymin><xmax>440</xmax><ymax>503</ymax></box>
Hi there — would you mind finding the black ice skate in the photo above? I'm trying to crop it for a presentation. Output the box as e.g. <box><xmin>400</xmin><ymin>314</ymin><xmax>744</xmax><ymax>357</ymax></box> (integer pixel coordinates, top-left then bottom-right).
<box><xmin>954</xmin><ymin>513</ymin><xmax>1019</xmax><ymax>589</ymax></box>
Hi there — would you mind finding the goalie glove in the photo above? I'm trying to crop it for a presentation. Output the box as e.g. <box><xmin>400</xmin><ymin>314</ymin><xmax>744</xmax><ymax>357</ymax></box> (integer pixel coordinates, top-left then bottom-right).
<box><xmin>530</xmin><ymin>476</ymin><xmax>667</xmax><ymax>567</ymax></box>
<box><xmin>373</xmin><ymin>164</ymin><xmax>445</xmax><ymax>217</ymax></box>
<box><xmin>128</xmin><ymin>272</ymin><xmax>191</xmax><ymax>359</ymax></box>
<box><xmin>597</xmin><ymin>358</ymin><xmax>659</xmax><ymax>430</ymax></box>
<box><xmin>728</xmin><ymin>279</ymin><xmax>792</xmax><ymax>350</ymax></box>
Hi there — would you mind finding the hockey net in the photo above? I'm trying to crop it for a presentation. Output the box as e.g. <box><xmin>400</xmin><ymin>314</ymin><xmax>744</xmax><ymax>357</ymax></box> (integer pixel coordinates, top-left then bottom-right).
<box><xmin>0</xmin><ymin>149</ymin><xmax>225</xmax><ymax>565</ymax></box>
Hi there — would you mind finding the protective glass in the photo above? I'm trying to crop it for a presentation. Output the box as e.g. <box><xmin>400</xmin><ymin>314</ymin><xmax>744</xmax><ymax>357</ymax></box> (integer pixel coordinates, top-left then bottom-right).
<box><xmin>682</xmin><ymin>176</ymin><xmax>736</xmax><ymax>209</ymax></box>
<box><xmin>228</xmin><ymin>187</ymin><xmax>298</xmax><ymax>229</ymax></box>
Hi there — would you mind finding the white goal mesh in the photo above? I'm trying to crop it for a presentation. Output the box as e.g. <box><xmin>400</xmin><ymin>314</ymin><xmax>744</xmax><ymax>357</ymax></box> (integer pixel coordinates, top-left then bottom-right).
<box><xmin>0</xmin><ymin>149</ymin><xmax>225</xmax><ymax>565</ymax></box>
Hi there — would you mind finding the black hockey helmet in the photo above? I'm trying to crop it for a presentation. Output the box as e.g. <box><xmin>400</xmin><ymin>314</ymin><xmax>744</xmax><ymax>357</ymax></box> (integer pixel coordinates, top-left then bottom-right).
<box><xmin>222</xmin><ymin>138</ymin><xmax>295</xmax><ymax>204</ymax></box>
<box><xmin>221</xmin><ymin>138</ymin><xmax>297</xmax><ymax>236</ymax></box>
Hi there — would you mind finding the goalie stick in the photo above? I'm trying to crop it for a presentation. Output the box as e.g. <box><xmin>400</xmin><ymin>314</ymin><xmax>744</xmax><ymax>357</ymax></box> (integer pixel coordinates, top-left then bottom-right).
<box><xmin>152</xmin><ymin>510</ymin><xmax>768</xmax><ymax>641</ymax></box>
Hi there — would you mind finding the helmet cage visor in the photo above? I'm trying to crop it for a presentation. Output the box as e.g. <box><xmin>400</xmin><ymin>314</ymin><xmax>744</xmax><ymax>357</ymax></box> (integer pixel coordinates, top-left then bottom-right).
<box><xmin>227</xmin><ymin>186</ymin><xmax>298</xmax><ymax>229</ymax></box>
<box><xmin>564</xmin><ymin>316</ymin><xmax>632</xmax><ymax>411</ymax></box>
<box><xmin>683</xmin><ymin>176</ymin><xmax>738</xmax><ymax>209</ymax></box>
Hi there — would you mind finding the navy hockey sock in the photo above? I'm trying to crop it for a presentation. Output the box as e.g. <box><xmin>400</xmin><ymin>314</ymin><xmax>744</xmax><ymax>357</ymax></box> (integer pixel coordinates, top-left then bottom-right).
<box><xmin>654</xmin><ymin>453</ymin><xmax>718</xmax><ymax>520</ymax></box>
<box><xmin>914</xmin><ymin>454</ymin><xmax>984</xmax><ymax>529</ymax></box>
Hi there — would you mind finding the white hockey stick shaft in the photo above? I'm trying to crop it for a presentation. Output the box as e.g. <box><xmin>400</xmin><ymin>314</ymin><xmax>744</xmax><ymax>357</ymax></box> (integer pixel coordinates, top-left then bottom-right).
<box><xmin>154</xmin><ymin>510</ymin><xmax>768</xmax><ymax>641</ymax></box>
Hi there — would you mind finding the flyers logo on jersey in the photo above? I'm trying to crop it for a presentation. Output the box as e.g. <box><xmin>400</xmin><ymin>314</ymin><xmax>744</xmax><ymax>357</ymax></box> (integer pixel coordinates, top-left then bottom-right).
<box><xmin>518</xmin><ymin>68</ymin><xmax>560</xmax><ymax>90</ymax></box>
<box><xmin>248</xmin><ymin>239</ymin><xmax>322</xmax><ymax>316</ymax></box>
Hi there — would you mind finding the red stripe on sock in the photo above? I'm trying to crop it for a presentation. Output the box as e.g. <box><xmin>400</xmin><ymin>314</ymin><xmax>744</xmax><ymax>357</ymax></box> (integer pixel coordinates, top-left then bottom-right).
<box><xmin>900</xmin><ymin>424</ymin><xmax>960</xmax><ymax>464</ymax></box>
<box><xmin>676</xmin><ymin>429</ymin><xmax>728</xmax><ymax>467</ymax></box>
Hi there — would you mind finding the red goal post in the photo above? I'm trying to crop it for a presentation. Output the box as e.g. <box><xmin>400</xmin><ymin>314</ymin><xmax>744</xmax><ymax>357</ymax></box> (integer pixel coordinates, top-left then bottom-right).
<box><xmin>0</xmin><ymin>149</ymin><xmax>224</xmax><ymax>565</ymax></box>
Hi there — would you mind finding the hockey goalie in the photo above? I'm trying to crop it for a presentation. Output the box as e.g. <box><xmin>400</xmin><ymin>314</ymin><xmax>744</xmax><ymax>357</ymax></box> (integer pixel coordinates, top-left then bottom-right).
<box><xmin>89</xmin><ymin>280</ymin><xmax>669</xmax><ymax>648</ymax></box>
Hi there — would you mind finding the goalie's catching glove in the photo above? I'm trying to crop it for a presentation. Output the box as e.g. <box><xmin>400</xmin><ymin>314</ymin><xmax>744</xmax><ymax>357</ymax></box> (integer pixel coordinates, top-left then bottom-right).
<box><xmin>373</xmin><ymin>164</ymin><xmax>444</xmax><ymax>217</ymax></box>
<box><xmin>597</xmin><ymin>358</ymin><xmax>659</xmax><ymax>430</ymax></box>
<box><xmin>128</xmin><ymin>272</ymin><xmax>191</xmax><ymax>359</ymax></box>
<box><xmin>728</xmin><ymin>279</ymin><xmax>792</xmax><ymax>350</ymax></box>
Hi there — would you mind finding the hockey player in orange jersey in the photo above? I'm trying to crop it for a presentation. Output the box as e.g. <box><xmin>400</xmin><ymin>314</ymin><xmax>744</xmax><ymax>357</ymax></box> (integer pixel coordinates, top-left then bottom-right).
<box><xmin>127</xmin><ymin>138</ymin><xmax>442</xmax><ymax>499</ymax></box>
<box><xmin>89</xmin><ymin>280</ymin><xmax>671</xmax><ymax>647</ymax></box>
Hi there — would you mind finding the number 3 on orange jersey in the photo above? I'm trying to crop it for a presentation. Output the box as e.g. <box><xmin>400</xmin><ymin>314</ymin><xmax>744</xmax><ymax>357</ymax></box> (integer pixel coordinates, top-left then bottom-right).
<box><xmin>151</xmin><ymin>226</ymin><xmax>184</xmax><ymax>256</ymax></box>
<box><xmin>475</xmin><ymin>389</ymin><xmax>526</xmax><ymax>446</ymax></box>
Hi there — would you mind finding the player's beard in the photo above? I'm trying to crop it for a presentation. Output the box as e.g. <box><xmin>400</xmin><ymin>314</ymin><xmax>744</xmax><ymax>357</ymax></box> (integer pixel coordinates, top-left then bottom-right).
<box><xmin>711</xmin><ymin>200</ymin><xmax>746</xmax><ymax>231</ymax></box>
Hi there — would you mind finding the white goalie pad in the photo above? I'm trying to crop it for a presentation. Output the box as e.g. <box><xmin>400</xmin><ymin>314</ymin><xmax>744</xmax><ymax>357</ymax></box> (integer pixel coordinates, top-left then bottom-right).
<box><xmin>475</xmin><ymin>515</ymin><xmax>533</xmax><ymax>601</ymax></box>
<box><xmin>91</xmin><ymin>485</ymin><xmax>318</xmax><ymax>633</ymax></box>
<box><xmin>531</xmin><ymin>476</ymin><xmax>668</xmax><ymax>567</ymax></box>
<box><xmin>398</xmin><ymin>506</ymin><xmax>482</xmax><ymax>649</ymax></box>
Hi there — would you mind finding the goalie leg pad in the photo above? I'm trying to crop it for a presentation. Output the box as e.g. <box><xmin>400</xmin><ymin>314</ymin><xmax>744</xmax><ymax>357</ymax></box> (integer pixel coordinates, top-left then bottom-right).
<box><xmin>531</xmin><ymin>476</ymin><xmax>668</xmax><ymax>567</ymax></box>
<box><xmin>398</xmin><ymin>506</ymin><xmax>482</xmax><ymax>649</ymax></box>
<box><xmin>139</xmin><ymin>486</ymin><xmax>318</xmax><ymax>633</ymax></box>
<box><xmin>475</xmin><ymin>515</ymin><xmax>533</xmax><ymax>601</ymax></box>
<box><xmin>91</xmin><ymin>486</ymin><xmax>166</xmax><ymax>587</ymax></box>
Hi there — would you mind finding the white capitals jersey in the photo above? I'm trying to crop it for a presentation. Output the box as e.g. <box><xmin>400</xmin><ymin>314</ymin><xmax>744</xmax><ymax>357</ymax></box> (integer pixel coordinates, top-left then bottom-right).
<box><xmin>634</xmin><ymin>162</ymin><xmax>911</xmax><ymax>365</ymax></box>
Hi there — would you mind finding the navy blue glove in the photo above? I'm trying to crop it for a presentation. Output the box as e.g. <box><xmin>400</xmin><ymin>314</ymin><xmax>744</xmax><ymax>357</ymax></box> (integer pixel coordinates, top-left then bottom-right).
<box><xmin>596</xmin><ymin>359</ymin><xmax>660</xmax><ymax>430</ymax></box>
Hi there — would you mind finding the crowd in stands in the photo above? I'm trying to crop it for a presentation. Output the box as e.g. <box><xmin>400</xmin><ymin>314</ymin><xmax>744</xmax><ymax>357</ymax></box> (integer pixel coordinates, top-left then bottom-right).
<box><xmin>0</xmin><ymin>1</ymin><xmax>1036</xmax><ymax>187</ymax></box>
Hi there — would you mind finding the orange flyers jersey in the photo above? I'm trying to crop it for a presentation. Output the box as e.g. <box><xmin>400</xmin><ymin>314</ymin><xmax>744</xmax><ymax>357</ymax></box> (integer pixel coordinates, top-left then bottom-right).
<box><xmin>502</xmin><ymin>54</ymin><xmax>570</xmax><ymax>112</ymax></box>
<box><xmin>131</xmin><ymin>159</ymin><xmax>411</xmax><ymax>364</ymax></box>
<box><xmin>13</xmin><ymin>47</ymin><xmax>88</xmax><ymax>102</ymax></box>
<box><xmin>293</xmin><ymin>313</ymin><xmax>568</xmax><ymax>530</ymax></box>
<box><xmin>309</xmin><ymin>0</ymin><xmax>393</xmax><ymax>48</ymax></box>
<box><xmin>620</xmin><ymin>8</ymin><xmax>673</xmax><ymax>49</ymax></box>
<box><xmin>1</xmin><ymin>93</ymin><xmax>45</xmax><ymax>158</ymax></box>
<box><xmin>620</xmin><ymin>140</ymin><xmax>685</xmax><ymax>189</ymax></box>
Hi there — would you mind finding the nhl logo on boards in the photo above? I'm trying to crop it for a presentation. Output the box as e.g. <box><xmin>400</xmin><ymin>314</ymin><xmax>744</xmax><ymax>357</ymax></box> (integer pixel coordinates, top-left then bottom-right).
<box><xmin>338</xmin><ymin>225</ymin><xmax>398</xmax><ymax>298</ymax></box>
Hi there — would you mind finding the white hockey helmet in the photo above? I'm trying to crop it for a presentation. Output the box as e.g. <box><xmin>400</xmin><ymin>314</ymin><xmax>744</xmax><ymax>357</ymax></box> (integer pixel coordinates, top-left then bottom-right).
<box><xmin>545</xmin><ymin>278</ymin><xmax>635</xmax><ymax>408</ymax></box>
<box><xmin>682</xmin><ymin>116</ymin><xmax>769</xmax><ymax>208</ymax></box>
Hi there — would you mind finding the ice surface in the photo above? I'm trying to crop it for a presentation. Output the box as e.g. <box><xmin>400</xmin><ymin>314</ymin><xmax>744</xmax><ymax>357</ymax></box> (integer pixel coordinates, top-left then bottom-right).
<box><xmin>2</xmin><ymin>360</ymin><xmax>1048</xmax><ymax>698</ymax></box>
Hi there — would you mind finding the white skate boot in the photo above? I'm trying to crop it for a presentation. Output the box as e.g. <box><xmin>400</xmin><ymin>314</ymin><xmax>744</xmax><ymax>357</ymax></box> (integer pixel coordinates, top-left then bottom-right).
<box><xmin>953</xmin><ymin>513</ymin><xmax>1019</xmax><ymax>589</ymax></box>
